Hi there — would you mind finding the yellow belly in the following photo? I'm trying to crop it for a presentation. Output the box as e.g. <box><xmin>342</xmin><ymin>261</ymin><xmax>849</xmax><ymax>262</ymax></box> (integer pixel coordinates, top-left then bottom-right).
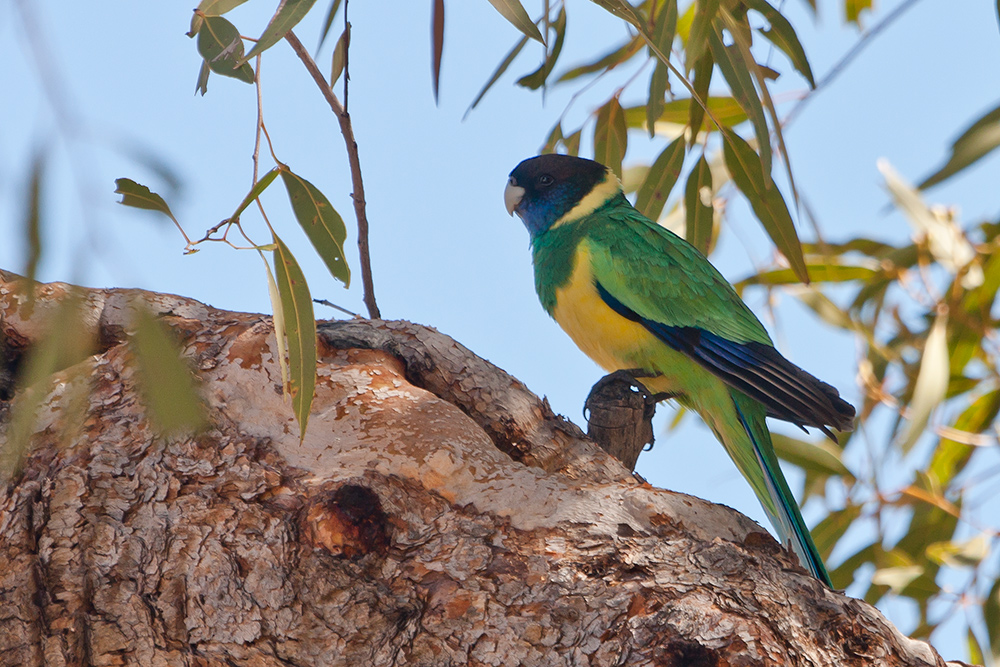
<box><xmin>552</xmin><ymin>251</ymin><xmax>650</xmax><ymax>371</ymax></box>
<box><xmin>550</xmin><ymin>243</ymin><xmax>696</xmax><ymax>398</ymax></box>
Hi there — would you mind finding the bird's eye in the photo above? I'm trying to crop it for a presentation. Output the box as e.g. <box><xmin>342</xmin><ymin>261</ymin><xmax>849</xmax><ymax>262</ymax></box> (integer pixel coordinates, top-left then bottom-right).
<box><xmin>538</xmin><ymin>174</ymin><xmax>555</xmax><ymax>187</ymax></box>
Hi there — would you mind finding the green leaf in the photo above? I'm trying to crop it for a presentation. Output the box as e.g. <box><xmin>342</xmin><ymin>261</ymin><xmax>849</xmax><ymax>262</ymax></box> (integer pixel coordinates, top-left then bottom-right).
<box><xmin>115</xmin><ymin>178</ymin><xmax>179</xmax><ymax>224</ymax></box>
<box><xmin>466</xmin><ymin>34</ymin><xmax>528</xmax><ymax>115</ymax></box>
<box><xmin>917</xmin><ymin>103</ymin><xmax>1000</xmax><ymax>190</ymax></box>
<box><xmin>195</xmin><ymin>60</ymin><xmax>211</xmax><ymax>96</ymax></box>
<box><xmin>929</xmin><ymin>389</ymin><xmax>1000</xmax><ymax>486</ymax></box>
<box><xmin>23</xmin><ymin>149</ymin><xmax>44</xmax><ymax>311</ymax></box>
<box><xmin>188</xmin><ymin>0</ymin><xmax>250</xmax><ymax>36</ymax></box>
<box><xmin>646</xmin><ymin>0</ymin><xmax>678</xmax><ymax>136</ymax></box>
<box><xmin>895</xmin><ymin>483</ymin><xmax>960</xmax><ymax>579</ymax></box>
<box><xmin>541</xmin><ymin>122</ymin><xmax>563</xmax><ymax>154</ymax></box>
<box><xmin>845</xmin><ymin>0</ymin><xmax>873</xmax><ymax>25</ymax></box>
<box><xmin>594</xmin><ymin>98</ymin><xmax>628</xmax><ymax>178</ymax></box>
<box><xmin>330</xmin><ymin>25</ymin><xmax>349</xmax><ymax>89</ymax></box>
<box><xmin>879</xmin><ymin>159</ymin><xmax>980</xmax><ymax>284</ymax></box>
<box><xmin>486</xmin><ymin>0</ymin><xmax>544</xmax><ymax>43</ymax></box>
<box><xmin>625</xmin><ymin>96</ymin><xmax>747</xmax><ymax>131</ymax></box>
<box><xmin>563</xmin><ymin>128</ymin><xmax>582</xmax><ymax>156</ymax></box>
<box><xmin>196</xmin><ymin>16</ymin><xmax>254</xmax><ymax>83</ymax></box>
<box><xmin>517</xmin><ymin>7</ymin><xmax>566</xmax><ymax>90</ymax></box>
<box><xmin>635</xmin><ymin>136</ymin><xmax>686</xmax><ymax>220</ymax></box>
<box><xmin>1</xmin><ymin>291</ymin><xmax>95</xmax><ymax>478</ymax></box>
<box><xmin>684</xmin><ymin>154</ymin><xmax>713</xmax><ymax>255</ymax></box>
<box><xmin>129</xmin><ymin>304</ymin><xmax>207</xmax><ymax>436</ymax></box>
<box><xmin>588</xmin><ymin>0</ymin><xmax>645</xmax><ymax>27</ymax></box>
<box><xmin>240</xmin><ymin>0</ymin><xmax>319</xmax><ymax>64</ymax></box>
<box><xmin>231</xmin><ymin>167</ymin><xmax>281</xmax><ymax>222</ymax></box>
<box><xmin>718</xmin><ymin>8</ymin><xmax>793</xmax><ymax>200</ymax></box>
<box><xmin>260</xmin><ymin>251</ymin><xmax>290</xmax><ymax>397</ymax></box>
<box><xmin>721</xmin><ymin>130</ymin><xmax>808</xmax><ymax>282</ymax></box>
<box><xmin>432</xmin><ymin>0</ymin><xmax>445</xmax><ymax>101</ymax></box>
<box><xmin>967</xmin><ymin>628</ymin><xmax>985</xmax><ymax>667</ymax></box>
<box><xmin>925</xmin><ymin>536</ymin><xmax>989</xmax><ymax>568</ymax></box>
<box><xmin>685</xmin><ymin>0</ymin><xmax>719</xmax><ymax>68</ymax></box>
<box><xmin>737</xmin><ymin>263</ymin><xmax>876</xmax><ymax>289</ymax></box>
<box><xmin>896</xmin><ymin>311</ymin><xmax>949</xmax><ymax>453</ymax></box>
<box><xmin>829</xmin><ymin>541</ymin><xmax>877</xmax><ymax>591</ymax></box>
<box><xmin>557</xmin><ymin>37</ymin><xmax>642</xmax><ymax>82</ymax></box>
<box><xmin>871</xmin><ymin>565</ymin><xmax>924</xmax><ymax>594</ymax></box>
<box><xmin>316</xmin><ymin>0</ymin><xmax>343</xmax><ymax>50</ymax></box>
<box><xmin>279</xmin><ymin>167</ymin><xmax>350</xmax><ymax>286</ymax></box>
<box><xmin>688</xmin><ymin>53</ymin><xmax>714</xmax><ymax>140</ymax></box>
<box><xmin>986</xmin><ymin>577</ymin><xmax>1000</xmax><ymax>662</ymax></box>
<box><xmin>743</xmin><ymin>0</ymin><xmax>814</xmax><ymax>87</ymax></box>
<box><xmin>273</xmin><ymin>233</ymin><xmax>317</xmax><ymax>440</ymax></box>
<box><xmin>771</xmin><ymin>433</ymin><xmax>852</xmax><ymax>477</ymax></box>
<box><xmin>810</xmin><ymin>504</ymin><xmax>861</xmax><ymax>560</ymax></box>
<box><xmin>708</xmin><ymin>23</ymin><xmax>771</xmax><ymax>182</ymax></box>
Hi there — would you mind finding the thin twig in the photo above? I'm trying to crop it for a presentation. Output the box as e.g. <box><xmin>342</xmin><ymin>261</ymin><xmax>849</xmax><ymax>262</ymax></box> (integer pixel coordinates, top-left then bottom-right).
<box><xmin>343</xmin><ymin>0</ymin><xmax>350</xmax><ymax>113</ymax></box>
<box><xmin>313</xmin><ymin>298</ymin><xmax>360</xmax><ymax>318</ymax></box>
<box><xmin>284</xmin><ymin>29</ymin><xmax>380</xmax><ymax>319</ymax></box>
<box><xmin>784</xmin><ymin>0</ymin><xmax>924</xmax><ymax>128</ymax></box>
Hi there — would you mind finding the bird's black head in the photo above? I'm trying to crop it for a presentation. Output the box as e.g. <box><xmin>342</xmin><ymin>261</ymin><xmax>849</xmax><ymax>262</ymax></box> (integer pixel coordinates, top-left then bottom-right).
<box><xmin>504</xmin><ymin>154</ymin><xmax>617</xmax><ymax>237</ymax></box>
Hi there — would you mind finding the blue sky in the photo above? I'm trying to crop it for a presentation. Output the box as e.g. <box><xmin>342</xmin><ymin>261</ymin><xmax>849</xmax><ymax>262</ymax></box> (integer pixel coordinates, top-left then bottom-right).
<box><xmin>2</xmin><ymin>0</ymin><xmax>999</xmax><ymax>660</ymax></box>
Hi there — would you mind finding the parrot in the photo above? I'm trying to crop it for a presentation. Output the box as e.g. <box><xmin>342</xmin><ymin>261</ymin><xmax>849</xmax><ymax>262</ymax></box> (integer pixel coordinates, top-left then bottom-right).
<box><xmin>503</xmin><ymin>153</ymin><xmax>855</xmax><ymax>586</ymax></box>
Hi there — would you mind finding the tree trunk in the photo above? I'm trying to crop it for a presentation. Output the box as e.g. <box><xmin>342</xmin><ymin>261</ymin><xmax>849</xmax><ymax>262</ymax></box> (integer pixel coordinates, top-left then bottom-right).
<box><xmin>0</xmin><ymin>270</ymin><xmax>960</xmax><ymax>666</ymax></box>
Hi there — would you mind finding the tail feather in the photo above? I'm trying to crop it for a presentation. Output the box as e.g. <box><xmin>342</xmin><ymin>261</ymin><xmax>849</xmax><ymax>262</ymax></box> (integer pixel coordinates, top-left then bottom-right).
<box><xmin>731</xmin><ymin>393</ymin><xmax>833</xmax><ymax>587</ymax></box>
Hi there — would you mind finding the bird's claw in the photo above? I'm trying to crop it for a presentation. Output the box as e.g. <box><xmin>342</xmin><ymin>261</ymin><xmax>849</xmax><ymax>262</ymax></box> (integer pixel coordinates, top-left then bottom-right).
<box><xmin>585</xmin><ymin>369</ymin><xmax>673</xmax><ymax>421</ymax></box>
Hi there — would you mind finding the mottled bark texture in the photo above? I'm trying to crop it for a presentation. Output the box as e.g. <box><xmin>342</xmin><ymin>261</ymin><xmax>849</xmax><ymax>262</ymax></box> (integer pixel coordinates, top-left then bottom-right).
<box><xmin>0</xmin><ymin>270</ymin><xmax>956</xmax><ymax>667</ymax></box>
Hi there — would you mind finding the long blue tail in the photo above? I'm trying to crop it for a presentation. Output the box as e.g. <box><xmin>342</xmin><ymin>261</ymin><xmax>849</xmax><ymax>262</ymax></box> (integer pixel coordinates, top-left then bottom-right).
<box><xmin>732</xmin><ymin>394</ymin><xmax>833</xmax><ymax>587</ymax></box>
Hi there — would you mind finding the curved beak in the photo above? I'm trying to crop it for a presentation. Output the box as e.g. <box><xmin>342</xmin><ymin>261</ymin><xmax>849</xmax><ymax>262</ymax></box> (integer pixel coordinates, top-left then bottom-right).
<box><xmin>504</xmin><ymin>178</ymin><xmax>525</xmax><ymax>217</ymax></box>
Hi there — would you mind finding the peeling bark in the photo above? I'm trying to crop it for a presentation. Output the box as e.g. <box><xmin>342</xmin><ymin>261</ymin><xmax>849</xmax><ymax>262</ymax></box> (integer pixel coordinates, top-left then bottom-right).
<box><xmin>0</xmin><ymin>269</ymin><xmax>961</xmax><ymax>666</ymax></box>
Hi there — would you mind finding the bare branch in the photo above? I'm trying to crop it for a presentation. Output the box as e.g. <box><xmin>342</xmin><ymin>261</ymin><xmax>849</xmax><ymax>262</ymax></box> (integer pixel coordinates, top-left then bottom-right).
<box><xmin>284</xmin><ymin>29</ymin><xmax>380</xmax><ymax>319</ymax></box>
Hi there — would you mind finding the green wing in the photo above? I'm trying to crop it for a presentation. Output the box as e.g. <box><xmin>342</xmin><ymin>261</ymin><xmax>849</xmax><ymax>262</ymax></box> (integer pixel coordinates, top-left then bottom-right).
<box><xmin>584</xmin><ymin>200</ymin><xmax>855</xmax><ymax>435</ymax></box>
<box><xmin>585</xmin><ymin>203</ymin><xmax>771</xmax><ymax>345</ymax></box>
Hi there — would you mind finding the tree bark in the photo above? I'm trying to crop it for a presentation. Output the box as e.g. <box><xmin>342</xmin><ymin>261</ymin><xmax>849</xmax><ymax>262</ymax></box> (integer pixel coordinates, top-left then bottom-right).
<box><xmin>0</xmin><ymin>269</ymin><xmax>960</xmax><ymax>666</ymax></box>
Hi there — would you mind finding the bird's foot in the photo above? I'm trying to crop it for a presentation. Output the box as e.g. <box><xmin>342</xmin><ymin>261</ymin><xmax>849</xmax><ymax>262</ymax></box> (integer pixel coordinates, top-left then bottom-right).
<box><xmin>585</xmin><ymin>369</ymin><xmax>674</xmax><ymax>421</ymax></box>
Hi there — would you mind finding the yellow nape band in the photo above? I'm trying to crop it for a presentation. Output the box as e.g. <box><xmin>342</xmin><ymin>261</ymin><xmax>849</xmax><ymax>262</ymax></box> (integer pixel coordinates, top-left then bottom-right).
<box><xmin>551</xmin><ymin>170</ymin><xmax>622</xmax><ymax>229</ymax></box>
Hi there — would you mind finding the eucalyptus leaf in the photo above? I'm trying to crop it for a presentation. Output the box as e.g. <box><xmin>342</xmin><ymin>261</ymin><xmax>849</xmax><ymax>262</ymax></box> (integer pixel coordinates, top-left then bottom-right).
<box><xmin>273</xmin><ymin>234</ymin><xmax>317</xmax><ymax>441</ymax></box>
<box><xmin>316</xmin><ymin>0</ymin><xmax>343</xmax><ymax>50</ymax></box>
<box><xmin>466</xmin><ymin>35</ymin><xmax>528</xmax><ymax>116</ymax></box>
<box><xmin>196</xmin><ymin>16</ymin><xmax>254</xmax><ymax>83</ymax></box>
<box><xmin>635</xmin><ymin>136</ymin><xmax>686</xmax><ymax>220</ymax></box>
<box><xmin>517</xmin><ymin>7</ymin><xmax>566</xmax><ymax>90</ymax></box>
<box><xmin>770</xmin><ymin>433</ymin><xmax>851</xmax><ymax>477</ymax></box>
<box><xmin>129</xmin><ymin>304</ymin><xmax>207</xmax><ymax>436</ymax></box>
<box><xmin>708</xmin><ymin>24</ymin><xmax>771</xmax><ymax>183</ymax></box>
<box><xmin>486</xmin><ymin>0</ymin><xmax>544</xmax><ymax>43</ymax></box>
<box><xmin>240</xmin><ymin>0</ymin><xmax>319</xmax><ymax>64</ymax></box>
<box><xmin>279</xmin><ymin>167</ymin><xmax>351</xmax><ymax>286</ymax></box>
<box><xmin>431</xmin><ymin>0</ymin><xmax>445</xmax><ymax>101</ymax></box>
<box><xmin>721</xmin><ymin>130</ymin><xmax>807</xmax><ymax>282</ymax></box>
<box><xmin>895</xmin><ymin>310</ymin><xmax>949</xmax><ymax>453</ymax></box>
<box><xmin>115</xmin><ymin>178</ymin><xmax>179</xmax><ymax>224</ymax></box>
<box><xmin>686</xmin><ymin>0</ymin><xmax>719</xmax><ymax>69</ymax></box>
<box><xmin>189</xmin><ymin>0</ymin><xmax>250</xmax><ymax>36</ymax></box>
<box><xmin>646</xmin><ymin>0</ymin><xmax>678</xmax><ymax>135</ymax></box>
<box><xmin>684</xmin><ymin>154</ymin><xmax>713</xmax><ymax>255</ymax></box>
<box><xmin>330</xmin><ymin>26</ymin><xmax>349</xmax><ymax>89</ymax></box>
<box><xmin>593</xmin><ymin>98</ymin><xmax>627</xmax><ymax>178</ymax></box>
<box><xmin>986</xmin><ymin>577</ymin><xmax>1000</xmax><ymax>661</ymax></box>
<box><xmin>231</xmin><ymin>167</ymin><xmax>281</xmax><ymax>222</ymax></box>
<box><xmin>917</xmin><ymin>103</ymin><xmax>1000</xmax><ymax>190</ymax></box>
<box><xmin>557</xmin><ymin>37</ymin><xmax>642</xmax><ymax>82</ymax></box>
<box><xmin>810</xmin><ymin>504</ymin><xmax>861</xmax><ymax>560</ymax></box>
<box><xmin>743</xmin><ymin>0</ymin><xmax>815</xmax><ymax>87</ymax></box>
